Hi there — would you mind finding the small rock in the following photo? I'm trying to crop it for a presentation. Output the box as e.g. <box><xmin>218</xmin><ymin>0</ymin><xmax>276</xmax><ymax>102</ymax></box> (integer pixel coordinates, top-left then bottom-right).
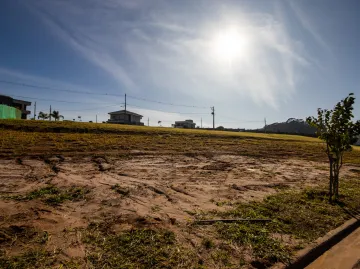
<box><xmin>231</xmin><ymin>184</ymin><xmax>246</xmax><ymax>191</ymax></box>
<box><xmin>99</xmin><ymin>163</ymin><xmax>112</xmax><ymax>171</ymax></box>
<box><xmin>135</xmin><ymin>217</ymin><xmax>147</xmax><ymax>223</ymax></box>
<box><xmin>47</xmin><ymin>156</ymin><xmax>60</xmax><ymax>163</ymax></box>
<box><xmin>170</xmin><ymin>217</ymin><xmax>176</xmax><ymax>225</ymax></box>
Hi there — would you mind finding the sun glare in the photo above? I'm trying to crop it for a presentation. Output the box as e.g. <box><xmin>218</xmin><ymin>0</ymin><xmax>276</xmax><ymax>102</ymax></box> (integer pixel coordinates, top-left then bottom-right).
<box><xmin>212</xmin><ymin>27</ymin><xmax>249</xmax><ymax>63</ymax></box>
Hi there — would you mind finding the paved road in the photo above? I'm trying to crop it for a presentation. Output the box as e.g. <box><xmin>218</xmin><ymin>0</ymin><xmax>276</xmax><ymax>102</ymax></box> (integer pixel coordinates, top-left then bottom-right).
<box><xmin>306</xmin><ymin>226</ymin><xmax>360</xmax><ymax>269</ymax></box>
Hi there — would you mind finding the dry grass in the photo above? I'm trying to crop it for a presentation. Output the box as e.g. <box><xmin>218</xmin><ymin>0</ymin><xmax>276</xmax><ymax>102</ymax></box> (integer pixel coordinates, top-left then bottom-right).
<box><xmin>0</xmin><ymin>119</ymin><xmax>319</xmax><ymax>141</ymax></box>
<box><xmin>1</xmin><ymin>120</ymin><xmax>360</xmax><ymax>164</ymax></box>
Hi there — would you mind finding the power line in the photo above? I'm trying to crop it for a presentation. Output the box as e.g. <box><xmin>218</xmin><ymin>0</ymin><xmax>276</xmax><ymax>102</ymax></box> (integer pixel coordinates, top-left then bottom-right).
<box><xmin>127</xmin><ymin>95</ymin><xmax>207</xmax><ymax>109</ymax></box>
<box><xmin>127</xmin><ymin>104</ymin><xmax>209</xmax><ymax>115</ymax></box>
<box><xmin>217</xmin><ymin>114</ymin><xmax>263</xmax><ymax>123</ymax></box>
<box><xmin>0</xmin><ymin>79</ymin><xmax>208</xmax><ymax>108</ymax></box>
<box><xmin>0</xmin><ymin>80</ymin><xmax>116</xmax><ymax>97</ymax></box>
<box><xmin>217</xmin><ymin>120</ymin><xmax>264</xmax><ymax>123</ymax></box>
<box><xmin>59</xmin><ymin>104</ymin><xmax>123</xmax><ymax>112</ymax></box>
<box><xmin>5</xmin><ymin>94</ymin><xmax>121</xmax><ymax>104</ymax></box>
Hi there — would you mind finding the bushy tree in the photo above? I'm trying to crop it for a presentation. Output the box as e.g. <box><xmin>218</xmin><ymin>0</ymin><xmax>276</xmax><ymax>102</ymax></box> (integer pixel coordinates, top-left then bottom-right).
<box><xmin>307</xmin><ymin>93</ymin><xmax>360</xmax><ymax>201</ymax></box>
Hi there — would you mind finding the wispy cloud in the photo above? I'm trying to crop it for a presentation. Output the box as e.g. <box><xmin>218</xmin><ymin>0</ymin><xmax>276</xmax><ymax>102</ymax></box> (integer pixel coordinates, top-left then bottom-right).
<box><xmin>26</xmin><ymin>2</ymin><xmax>137</xmax><ymax>91</ymax></box>
<box><xmin>287</xmin><ymin>0</ymin><xmax>331</xmax><ymax>55</ymax></box>
<box><xmin>24</xmin><ymin>0</ymin><xmax>311</xmax><ymax>112</ymax></box>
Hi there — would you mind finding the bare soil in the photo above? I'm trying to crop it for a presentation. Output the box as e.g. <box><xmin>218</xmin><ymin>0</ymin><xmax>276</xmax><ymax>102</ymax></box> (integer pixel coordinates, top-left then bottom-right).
<box><xmin>1</xmin><ymin>153</ymin><xmax>358</xmax><ymax>265</ymax></box>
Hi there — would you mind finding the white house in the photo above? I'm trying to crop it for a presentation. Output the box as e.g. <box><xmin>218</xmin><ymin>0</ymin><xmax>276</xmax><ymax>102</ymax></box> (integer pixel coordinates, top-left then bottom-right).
<box><xmin>174</xmin><ymin>119</ymin><xmax>196</xmax><ymax>129</ymax></box>
<box><xmin>107</xmin><ymin>110</ymin><xmax>144</xmax><ymax>125</ymax></box>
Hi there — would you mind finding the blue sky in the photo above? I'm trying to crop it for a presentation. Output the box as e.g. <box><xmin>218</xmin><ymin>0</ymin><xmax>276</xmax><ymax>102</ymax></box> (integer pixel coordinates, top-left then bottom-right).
<box><xmin>0</xmin><ymin>0</ymin><xmax>359</xmax><ymax>128</ymax></box>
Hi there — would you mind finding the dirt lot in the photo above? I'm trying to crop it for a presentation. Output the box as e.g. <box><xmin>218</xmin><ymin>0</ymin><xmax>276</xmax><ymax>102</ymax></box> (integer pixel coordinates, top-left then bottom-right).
<box><xmin>1</xmin><ymin>153</ymin><xmax>359</xmax><ymax>266</ymax></box>
<box><xmin>1</xmin><ymin>121</ymin><xmax>360</xmax><ymax>268</ymax></box>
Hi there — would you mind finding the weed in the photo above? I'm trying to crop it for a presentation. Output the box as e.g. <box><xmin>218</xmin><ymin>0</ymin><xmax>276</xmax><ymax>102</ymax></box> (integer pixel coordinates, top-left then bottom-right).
<box><xmin>0</xmin><ymin>226</ymin><xmax>47</xmax><ymax>247</ymax></box>
<box><xmin>36</xmin><ymin>231</ymin><xmax>49</xmax><ymax>244</ymax></box>
<box><xmin>201</xmin><ymin>238</ymin><xmax>214</xmax><ymax>249</ymax></box>
<box><xmin>27</xmin><ymin>186</ymin><xmax>60</xmax><ymax>200</ymax></box>
<box><xmin>211</xmin><ymin>249</ymin><xmax>232</xmax><ymax>267</ymax></box>
<box><xmin>184</xmin><ymin>210</ymin><xmax>197</xmax><ymax>216</ymax></box>
<box><xmin>15</xmin><ymin>158</ymin><xmax>23</xmax><ymax>165</ymax></box>
<box><xmin>6</xmin><ymin>186</ymin><xmax>90</xmax><ymax>206</ymax></box>
<box><xmin>214</xmin><ymin>200</ymin><xmax>231</xmax><ymax>207</ymax></box>
<box><xmin>151</xmin><ymin>205</ymin><xmax>161</xmax><ymax>212</ymax></box>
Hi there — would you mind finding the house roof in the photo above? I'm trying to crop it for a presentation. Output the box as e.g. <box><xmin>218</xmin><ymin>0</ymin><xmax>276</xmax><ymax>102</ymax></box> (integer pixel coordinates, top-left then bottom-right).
<box><xmin>0</xmin><ymin>95</ymin><xmax>31</xmax><ymax>106</ymax></box>
<box><xmin>13</xmin><ymin>99</ymin><xmax>31</xmax><ymax>106</ymax></box>
<box><xmin>108</xmin><ymin>110</ymin><xmax>143</xmax><ymax>117</ymax></box>
<box><xmin>175</xmin><ymin>120</ymin><xmax>196</xmax><ymax>124</ymax></box>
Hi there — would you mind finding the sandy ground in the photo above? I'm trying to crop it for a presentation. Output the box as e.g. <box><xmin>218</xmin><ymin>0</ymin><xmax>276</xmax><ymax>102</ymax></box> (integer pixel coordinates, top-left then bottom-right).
<box><xmin>0</xmin><ymin>154</ymin><xmax>357</xmax><ymax>260</ymax></box>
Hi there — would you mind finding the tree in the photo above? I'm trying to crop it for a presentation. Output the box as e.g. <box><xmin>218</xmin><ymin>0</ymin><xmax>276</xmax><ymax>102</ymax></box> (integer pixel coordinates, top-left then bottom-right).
<box><xmin>50</xmin><ymin>110</ymin><xmax>64</xmax><ymax>121</ymax></box>
<box><xmin>306</xmin><ymin>93</ymin><xmax>360</xmax><ymax>202</ymax></box>
<box><xmin>37</xmin><ymin>111</ymin><xmax>49</xmax><ymax>120</ymax></box>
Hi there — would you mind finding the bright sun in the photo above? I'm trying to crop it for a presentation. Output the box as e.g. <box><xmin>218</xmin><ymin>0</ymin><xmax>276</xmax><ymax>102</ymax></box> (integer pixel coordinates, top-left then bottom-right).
<box><xmin>212</xmin><ymin>27</ymin><xmax>248</xmax><ymax>62</ymax></box>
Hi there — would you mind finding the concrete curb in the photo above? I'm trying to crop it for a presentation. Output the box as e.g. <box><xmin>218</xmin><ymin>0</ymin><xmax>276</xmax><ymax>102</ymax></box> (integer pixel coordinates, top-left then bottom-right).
<box><xmin>272</xmin><ymin>217</ymin><xmax>360</xmax><ymax>269</ymax></box>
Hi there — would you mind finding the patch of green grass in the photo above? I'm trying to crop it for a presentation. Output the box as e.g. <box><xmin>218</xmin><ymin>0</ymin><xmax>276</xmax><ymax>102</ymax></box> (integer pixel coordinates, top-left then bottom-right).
<box><xmin>210</xmin><ymin>178</ymin><xmax>360</xmax><ymax>267</ymax></box>
<box><xmin>44</xmin><ymin>187</ymin><xmax>90</xmax><ymax>206</ymax></box>
<box><xmin>6</xmin><ymin>186</ymin><xmax>90</xmax><ymax>206</ymax></box>
<box><xmin>26</xmin><ymin>186</ymin><xmax>60</xmax><ymax>200</ymax></box>
<box><xmin>216</xmin><ymin>222</ymin><xmax>291</xmax><ymax>267</ymax></box>
<box><xmin>83</xmin><ymin>225</ymin><xmax>194</xmax><ymax>269</ymax></box>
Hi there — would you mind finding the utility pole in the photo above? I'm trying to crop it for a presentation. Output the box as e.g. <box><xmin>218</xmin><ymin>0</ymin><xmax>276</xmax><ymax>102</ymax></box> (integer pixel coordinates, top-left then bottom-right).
<box><xmin>125</xmin><ymin>93</ymin><xmax>127</xmax><ymax>124</ymax></box>
<box><xmin>264</xmin><ymin>117</ymin><xmax>267</xmax><ymax>133</ymax></box>
<box><xmin>96</xmin><ymin>115</ymin><xmax>98</xmax><ymax>123</ymax></box>
<box><xmin>33</xmin><ymin>102</ymin><xmax>36</xmax><ymax>120</ymax></box>
<box><xmin>211</xmin><ymin>107</ymin><xmax>215</xmax><ymax>129</ymax></box>
<box><xmin>148</xmin><ymin>117</ymin><xmax>149</xmax><ymax>126</ymax></box>
<box><xmin>49</xmin><ymin>105</ymin><xmax>52</xmax><ymax>121</ymax></box>
<box><xmin>201</xmin><ymin>117</ymin><xmax>202</xmax><ymax>129</ymax></box>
